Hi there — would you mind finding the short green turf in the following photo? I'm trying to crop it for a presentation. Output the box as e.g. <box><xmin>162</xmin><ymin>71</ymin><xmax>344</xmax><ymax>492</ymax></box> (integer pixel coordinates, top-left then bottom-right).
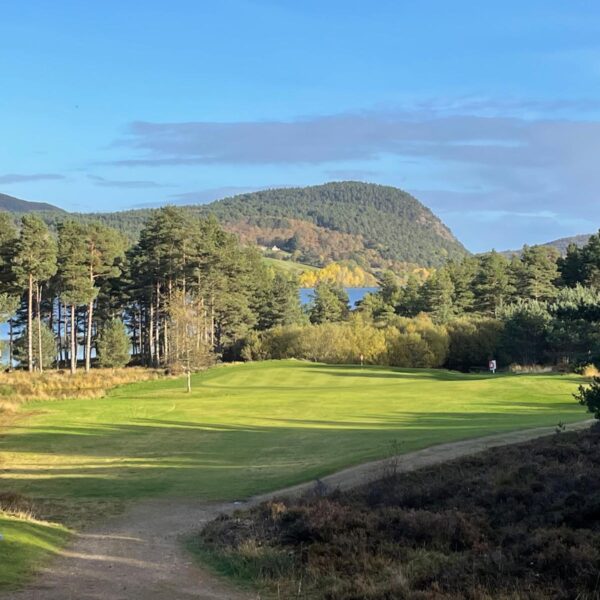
<box><xmin>262</xmin><ymin>256</ymin><xmax>320</xmax><ymax>275</ymax></box>
<box><xmin>0</xmin><ymin>361</ymin><xmax>588</xmax><ymax>505</ymax></box>
<box><xmin>0</xmin><ymin>513</ymin><xmax>69</xmax><ymax>589</ymax></box>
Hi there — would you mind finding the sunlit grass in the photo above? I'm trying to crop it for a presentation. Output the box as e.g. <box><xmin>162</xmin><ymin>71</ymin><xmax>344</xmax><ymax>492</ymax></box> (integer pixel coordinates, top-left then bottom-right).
<box><xmin>0</xmin><ymin>361</ymin><xmax>588</xmax><ymax>507</ymax></box>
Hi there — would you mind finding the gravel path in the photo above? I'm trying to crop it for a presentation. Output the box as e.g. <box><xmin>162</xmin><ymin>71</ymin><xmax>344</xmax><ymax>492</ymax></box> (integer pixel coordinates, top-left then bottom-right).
<box><xmin>4</xmin><ymin>419</ymin><xmax>594</xmax><ymax>600</ymax></box>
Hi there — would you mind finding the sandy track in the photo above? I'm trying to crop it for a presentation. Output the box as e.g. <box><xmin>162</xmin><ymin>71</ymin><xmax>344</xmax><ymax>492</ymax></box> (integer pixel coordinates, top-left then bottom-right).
<box><xmin>4</xmin><ymin>419</ymin><xmax>594</xmax><ymax>600</ymax></box>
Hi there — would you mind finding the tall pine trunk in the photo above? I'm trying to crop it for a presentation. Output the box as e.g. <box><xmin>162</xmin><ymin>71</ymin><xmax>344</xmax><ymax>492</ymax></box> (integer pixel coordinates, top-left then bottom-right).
<box><xmin>57</xmin><ymin>301</ymin><xmax>63</xmax><ymax>369</ymax></box>
<box><xmin>27</xmin><ymin>273</ymin><xmax>33</xmax><ymax>372</ymax></box>
<box><xmin>85</xmin><ymin>266</ymin><xmax>94</xmax><ymax>373</ymax></box>
<box><xmin>155</xmin><ymin>282</ymin><xmax>161</xmax><ymax>366</ymax></box>
<box><xmin>149</xmin><ymin>299</ymin><xmax>156</xmax><ymax>367</ymax></box>
<box><xmin>37</xmin><ymin>283</ymin><xmax>43</xmax><ymax>373</ymax></box>
<box><xmin>85</xmin><ymin>300</ymin><xmax>93</xmax><ymax>372</ymax></box>
<box><xmin>8</xmin><ymin>318</ymin><xmax>13</xmax><ymax>371</ymax></box>
<box><xmin>70</xmin><ymin>304</ymin><xmax>77</xmax><ymax>374</ymax></box>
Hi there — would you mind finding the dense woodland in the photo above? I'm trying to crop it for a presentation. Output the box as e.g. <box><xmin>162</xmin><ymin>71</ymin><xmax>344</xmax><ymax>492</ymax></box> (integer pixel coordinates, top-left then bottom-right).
<box><xmin>0</xmin><ymin>203</ymin><xmax>599</xmax><ymax>374</ymax></box>
<box><xmin>245</xmin><ymin>234</ymin><xmax>600</xmax><ymax>371</ymax></box>
<box><xmin>0</xmin><ymin>208</ymin><xmax>304</xmax><ymax>373</ymax></box>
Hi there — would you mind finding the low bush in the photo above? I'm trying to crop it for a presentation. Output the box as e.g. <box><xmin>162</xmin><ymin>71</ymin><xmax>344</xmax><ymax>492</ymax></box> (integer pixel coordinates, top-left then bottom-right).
<box><xmin>196</xmin><ymin>427</ymin><xmax>600</xmax><ymax>599</ymax></box>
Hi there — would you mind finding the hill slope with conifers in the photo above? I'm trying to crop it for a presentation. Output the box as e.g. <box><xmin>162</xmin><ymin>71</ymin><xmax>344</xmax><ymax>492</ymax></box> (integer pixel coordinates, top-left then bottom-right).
<box><xmin>198</xmin><ymin>182</ymin><xmax>468</xmax><ymax>269</ymax></box>
<box><xmin>0</xmin><ymin>192</ymin><xmax>64</xmax><ymax>213</ymax></box>
<box><xmin>1</xmin><ymin>182</ymin><xmax>468</xmax><ymax>273</ymax></box>
<box><xmin>501</xmin><ymin>234</ymin><xmax>593</xmax><ymax>258</ymax></box>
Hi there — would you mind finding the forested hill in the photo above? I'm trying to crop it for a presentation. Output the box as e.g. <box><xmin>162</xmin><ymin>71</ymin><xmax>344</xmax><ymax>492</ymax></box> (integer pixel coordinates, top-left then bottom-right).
<box><xmin>0</xmin><ymin>192</ymin><xmax>64</xmax><ymax>213</ymax></box>
<box><xmin>2</xmin><ymin>182</ymin><xmax>468</xmax><ymax>272</ymax></box>
<box><xmin>193</xmin><ymin>182</ymin><xmax>468</xmax><ymax>268</ymax></box>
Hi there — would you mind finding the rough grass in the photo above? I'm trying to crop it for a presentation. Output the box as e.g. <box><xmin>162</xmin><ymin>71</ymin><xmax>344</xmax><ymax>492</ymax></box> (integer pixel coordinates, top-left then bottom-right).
<box><xmin>196</xmin><ymin>425</ymin><xmax>600</xmax><ymax>600</ymax></box>
<box><xmin>0</xmin><ymin>360</ymin><xmax>589</xmax><ymax>590</ymax></box>
<box><xmin>0</xmin><ymin>368</ymin><xmax>164</xmax><ymax>413</ymax></box>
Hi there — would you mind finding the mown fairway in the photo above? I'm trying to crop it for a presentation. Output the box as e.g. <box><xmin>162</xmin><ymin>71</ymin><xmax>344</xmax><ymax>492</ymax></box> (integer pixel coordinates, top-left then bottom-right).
<box><xmin>1</xmin><ymin>361</ymin><xmax>589</xmax><ymax>506</ymax></box>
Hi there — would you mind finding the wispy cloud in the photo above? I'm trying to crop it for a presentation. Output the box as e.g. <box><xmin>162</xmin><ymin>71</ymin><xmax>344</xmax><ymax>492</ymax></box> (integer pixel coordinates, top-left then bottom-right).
<box><xmin>88</xmin><ymin>174</ymin><xmax>172</xmax><ymax>189</ymax></box>
<box><xmin>0</xmin><ymin>173</ymin><xmax>65</xmax><ymax>184</ymax></box>
<box><xmin>130</xmin><ymin>185</ymin><xmax>272</xmax><ymax>208</ymax></box>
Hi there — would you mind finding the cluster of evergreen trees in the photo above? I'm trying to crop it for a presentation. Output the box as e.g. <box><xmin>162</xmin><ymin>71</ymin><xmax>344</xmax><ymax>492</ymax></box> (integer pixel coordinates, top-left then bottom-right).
<box><xmin>0</xmin><ymin>208</ymin><xmax>302</xmax><ymax>372</ymax></box>
<box><xmin>1</xmin><ymin>202</ymin><xmax>598</xmax><ymax>374</ymax></box>
<box><xmin>357</xmin><ymin>234</ymin><xmax>600</xmax><ymax>368</ymax></box>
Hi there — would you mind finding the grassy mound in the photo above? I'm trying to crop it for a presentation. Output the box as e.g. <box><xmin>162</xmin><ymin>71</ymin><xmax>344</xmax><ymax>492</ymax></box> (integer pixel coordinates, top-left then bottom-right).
<box><xmin>196</xmin><ymin>425</ymin><xmax>600</xmax><ymax>599</ymax></box>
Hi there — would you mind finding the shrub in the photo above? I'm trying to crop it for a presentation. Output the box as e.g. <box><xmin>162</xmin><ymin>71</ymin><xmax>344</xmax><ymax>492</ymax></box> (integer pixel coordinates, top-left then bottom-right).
<box><xmin>574</xmin><ymin>376</ymin><xmax>600</xmax><ymax>419</ymax></box>
<box><xmin>14</xmin><ymin>319</ymin><xmax>57</xmax><ymax>369</ymax></box>
<box><xmin>96</xmin><ymin>319</ymin><xmax>130</xmax><ymax>368</ymax></box>
<box><xmin>446</xmin><ymin>317</ymin><xmax>503</xmax><ymax>371</ymax></box>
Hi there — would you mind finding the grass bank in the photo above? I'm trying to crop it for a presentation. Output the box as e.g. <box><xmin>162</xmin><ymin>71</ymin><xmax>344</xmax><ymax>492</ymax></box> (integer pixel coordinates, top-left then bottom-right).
<box><xmin>0</xmin><ymin>512</ymin><xmax>69</xmax><ymax>590</ymax></box>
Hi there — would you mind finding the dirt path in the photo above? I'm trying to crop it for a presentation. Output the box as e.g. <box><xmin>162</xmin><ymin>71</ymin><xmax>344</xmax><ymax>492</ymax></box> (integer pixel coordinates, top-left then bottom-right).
<box><xmin>4</xmin><ymin>419</ymin><xmax>594</xmax><ymax>600</ymax></box>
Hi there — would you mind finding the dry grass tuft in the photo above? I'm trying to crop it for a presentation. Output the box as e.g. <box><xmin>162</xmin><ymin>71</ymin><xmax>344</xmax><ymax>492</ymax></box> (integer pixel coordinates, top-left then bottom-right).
<box><xmin>0</xmin><ymin>368</ymin><xmax>164</xmax><ymax>408</ymax></box>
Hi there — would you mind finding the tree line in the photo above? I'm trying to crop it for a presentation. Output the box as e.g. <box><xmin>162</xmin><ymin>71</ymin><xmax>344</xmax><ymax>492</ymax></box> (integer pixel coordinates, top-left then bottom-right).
<box><xmin>1</xmin><ymin>204</ymin><xmax>598</xmax><ymax>374</ymax></box>
<box><xmin>247</xmin><ymin>233</ymin><xmax>600</xmax><ymax>371</ymax></box>
<box><xmin>0</xmin><ymin>207</ymin><xmax>303</xmax><ymax>373</ymax></box>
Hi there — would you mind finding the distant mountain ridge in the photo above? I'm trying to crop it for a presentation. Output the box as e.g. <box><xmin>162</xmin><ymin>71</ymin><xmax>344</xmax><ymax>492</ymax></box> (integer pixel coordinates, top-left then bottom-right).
<box><xmin>501</xmin><ymin>233</ymin><xmax>593</xmax><ymax>258</ymax></box>
<box><xmin>0</xmin><ymin>192</ymin><xmax>64</xmax><ymax>213</ymax></box>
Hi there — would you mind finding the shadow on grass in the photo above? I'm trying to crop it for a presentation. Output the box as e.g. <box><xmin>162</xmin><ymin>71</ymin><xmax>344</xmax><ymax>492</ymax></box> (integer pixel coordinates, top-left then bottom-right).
<box><xmin>0</xmin><ymin>404</ymin><xmax>588</xmax><ymax>503</ymax></box>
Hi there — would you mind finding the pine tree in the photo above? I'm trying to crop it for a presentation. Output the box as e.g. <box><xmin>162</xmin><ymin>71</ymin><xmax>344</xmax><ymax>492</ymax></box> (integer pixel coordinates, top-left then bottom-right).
<box><xmin>515</xmin><ymin>245</ymin><xmax>559</xmax><ymax>301</ymax></box>
<box><xmin>396</xmin><ymin>275</ymin><xmax>422</xmax><ymax>317</ymax></box>
<box><xmin>82</xmin><ymin>224</ymin><xmax>125</xmax><ymax>372</ymax></box>
<box><xmin>446</xmin><ymin>257</ymin><xmax>477</xmax><ymax>313</ymax></box>
<box><xmin>257</xmin><ymin>272</ymin><xmax>304</xmax><ymax>329</ymax></box>
<box><xmin>473</xmin><ymin>251</ymin><xmax>514</xmax><ymax>315</ymax></box>
<box><xmin>11</xmin><ymin>215</ymin><xmax>57</xmax><ymax>372</ymax></box>
<box><xmin>420</xmin><ymin>269</ymin><xmax>455</xmax><ymax>322</ymax></box>
<box><xmin>96</xmin><ymin>318</ymin><xmax>130</xmax><ymax>368</ymax></box>
<box><xmin>581</xmin><ymin>231</ymin><xmax>600</xmax><ymax>288</ymax></box>
<box><xmin>559</xmin><ymin>243</ymin><xmax>584</xmax><ymax>287</ymax></box>
<box><xmin>309</xmin><ymin>283</ymin><xmax>349</xmax><ymax>324</ymax></box>
<box><xmin>57</xmin><ymin>221</ymin><xmax>96</xmax><ymax>373</ymax></box>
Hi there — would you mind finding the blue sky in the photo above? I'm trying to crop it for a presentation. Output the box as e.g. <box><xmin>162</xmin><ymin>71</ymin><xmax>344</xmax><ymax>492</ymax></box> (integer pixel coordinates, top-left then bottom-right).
<box><xmin>1</xmin><ymin>1</ymin><xmax>599</xmax><ymax>251</ymax></box>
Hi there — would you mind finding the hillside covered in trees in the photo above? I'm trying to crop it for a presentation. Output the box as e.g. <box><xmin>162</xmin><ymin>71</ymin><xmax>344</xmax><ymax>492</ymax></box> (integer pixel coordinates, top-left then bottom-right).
<box><xmin>194</xmin><ymin>182</ymin><xmax>468</xmax><ymax>269</ymax></box>
<box><xmin>2</xmin><ymin>182</ymin><xmax>468</xmax><ymax>275</ymax></box>
<box><xmin>0</xmin><ymin>193</ymin><xmax>64</xmax><ymax>214</ymax></box>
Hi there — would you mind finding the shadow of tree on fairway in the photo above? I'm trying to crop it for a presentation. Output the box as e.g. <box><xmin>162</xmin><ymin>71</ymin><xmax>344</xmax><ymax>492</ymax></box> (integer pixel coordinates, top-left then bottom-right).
<box><xmin>0</xmin><ymin>404</ymin><xmax>587</xmax><ymax>509</ymax></box>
